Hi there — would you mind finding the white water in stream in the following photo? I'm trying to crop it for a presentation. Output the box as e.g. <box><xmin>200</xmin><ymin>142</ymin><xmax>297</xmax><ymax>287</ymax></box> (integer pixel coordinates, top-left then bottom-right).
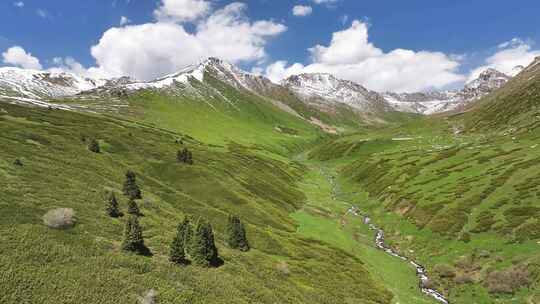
<box><xmin>325</xmin><ymin>172</ymin><xmax>450</xmax><ymax>304</ymax></box>
<box><xmin>347</xmin><ymin>207</ymin><xmax>449</xmax><ymax>304</ymax></box>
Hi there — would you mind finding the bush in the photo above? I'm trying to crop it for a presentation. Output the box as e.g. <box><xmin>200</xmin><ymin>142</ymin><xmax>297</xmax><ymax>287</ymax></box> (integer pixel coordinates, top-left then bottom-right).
<box><xmin>434</xmin><ymin>264</ymin><xmax>456</xmax><ymax>278</ymax></box>
<box><xmin>88</xmin><ymin>138</ymin><xmax>100</xmax><ymax>153</ymax></box>
<box><xmin>485</xmin><ymin>265</ymin><xmax>531</xmax><ymax>294</ymax></box>
<box><xmin>454</xmin><ymin>273</ymin><xmax>474</xmax><ymax>284</ymax></box>
<box><xmin>43</xmin><ymin>208</ymin><xmax>76</xmax><ymax>229</ymax></box>
<box><xmin>137</xmin><ymin>289</ymin><xmax>158</xmax><ymax>304</ymax></box>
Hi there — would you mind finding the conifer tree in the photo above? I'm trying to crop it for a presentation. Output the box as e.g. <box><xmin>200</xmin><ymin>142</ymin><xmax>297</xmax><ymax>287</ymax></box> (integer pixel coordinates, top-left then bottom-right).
<box><xmin>169</xmin><ymin>219</ymin><xmax>190</xmax><ymax>265</ymax></box>
<box><xmin>225</xmin><ymin>215</ymin><xmax>250</xmax><ymax>252</ymax></box>
<box><xmin>88</xmin><ymin>138</ymin><xmax>100</xmax><ymax>153</ymax></box>
<box><xmin>122</xmin><ymin>215</ymin><xmax>145</xmax><ymax>253</ymax></box>
<box><xmin>190</xmin><ymin>218</ymin><xmax>219</xmax><ymax>267</ymax></box>
<box><xmin>177</xmin><ymin>148</ymin><xmax>194</xmax><ymax>165</ymax></box>
<box><xmin>177</xmin><ymin>216</ymin><xmax>193</xmax><ymax>252</ymax></box>
<box><xmin>106</xmin><ymin>192</ymin><xmax>121</xmax><ymax>218</ymax></box>
<box><xmin>123</xmin><ymin>170</ymin><xmax>142</xmax><ymax>199</ymax></box>
<box><xmin>127</xmin><ymin>198</ymin><xmax>140</xmax><ymax>216</ymax></box>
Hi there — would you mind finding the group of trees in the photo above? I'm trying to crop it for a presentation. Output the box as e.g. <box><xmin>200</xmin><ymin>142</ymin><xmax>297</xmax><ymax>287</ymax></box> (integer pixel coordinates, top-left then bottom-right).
<box><xmin>105</xmin><ymin>170</ymin><xmax>250</xmax><ymax>266</ymax></box>
<box><xmin>169</xmin><ymin>216</ymin><xmax>220</xmax><ymax>267</ymax></box>
<box><xmin>169</xmin><ymin>215</ymin><xmax>250</xmax><ymax>267</ymax></box>
<box><xmin>177</xmin><ymin>148</ymin><xmax>193</xmax><ymax>165</ymax></box>
<box><xmin>104</xmin><ymin>170</ymin><xmax>147</xmax><ymax>255</ymax></box>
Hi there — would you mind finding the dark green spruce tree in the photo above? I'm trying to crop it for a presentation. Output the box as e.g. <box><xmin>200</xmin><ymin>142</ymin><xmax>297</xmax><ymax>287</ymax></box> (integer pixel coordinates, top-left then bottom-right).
<box><xmin>106</xmin><ymin>192</ymin><xmax>121</xmax><ymax>218</ymax></box>
<box><xmin>225</xmin><ymin>215</ymin><xmax>250</xmax><ymax>252</ymax></box>
<box><xmin>88</xmin><ymin>138</ymin><xmax>100</xmax><ymax>153</ymax></box>
<box><xmin>190</xmin><ymin>218</ymin><xmax>219</xmax><ymax>267</ymax></box>
<box><xmin>127</xmin><ymin>198</ymin><xmax>140</xmax><ymax>216</ymax></box>
<box><xmin>169</xmin><ymin>218</ymin><xmax>191</xmax><ymax>265</ymax></box>
<box><xmin>177</xmin><ymin>148</ymin><xmax>193</xmax><ymax>165</ymax></box>
<box><xmin>123</xmin><ymin>170</ymin><xmax>142</xmax><ymax>199</ymax></box>
<box><xmin>122</xmin><ymin>215</ymin><xmax>145</xmax><ymax>253</ymax></box>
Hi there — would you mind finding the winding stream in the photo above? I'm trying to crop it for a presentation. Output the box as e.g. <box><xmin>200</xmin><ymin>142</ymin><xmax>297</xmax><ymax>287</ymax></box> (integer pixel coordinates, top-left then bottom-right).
<box><xmin>326</xmin><ymin>172</ymin><xmax>450</xmax><ymax>304</ymax></box>
<box><xmin>347</xmin><ymin>206</ymin><xmax>449</xmax><ymax>304</ymax></box>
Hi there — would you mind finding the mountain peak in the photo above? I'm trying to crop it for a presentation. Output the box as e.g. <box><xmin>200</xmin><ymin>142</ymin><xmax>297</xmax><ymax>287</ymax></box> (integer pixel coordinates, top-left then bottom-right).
<box><xmin>282</xmin><ymin>72</ymin><xmax>390</xmax><ymax>114</ymax></box>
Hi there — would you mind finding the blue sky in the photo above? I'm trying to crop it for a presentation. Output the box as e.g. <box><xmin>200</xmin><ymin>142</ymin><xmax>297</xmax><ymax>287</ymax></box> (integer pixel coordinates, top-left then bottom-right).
<box><xmin>1</xmin><ymin>0</ymin><xmax>539</xmax><ymax>92</ymax></box>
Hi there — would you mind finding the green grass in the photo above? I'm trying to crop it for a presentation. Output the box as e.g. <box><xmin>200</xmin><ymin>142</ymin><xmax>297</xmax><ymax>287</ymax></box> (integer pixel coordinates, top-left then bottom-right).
<box><xmin>0</xmin><ymin>102</ymin><xmax>394</xmax><ymax>304</ymax></box>
<box><xmin>291</xmin><ymin>162</ymin><xmax>438</xmax><ymax>304</ymax></box>
<box><xmin>307</xmin><ymin>116</ymin><xmax>540</xmax><ymax>303</ymax></box>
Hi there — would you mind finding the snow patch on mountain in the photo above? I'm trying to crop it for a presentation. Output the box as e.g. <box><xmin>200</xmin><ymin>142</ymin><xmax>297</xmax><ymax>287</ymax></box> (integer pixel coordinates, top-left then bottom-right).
<box><xmin>282</xmin><ymin>73</ymin><xmax>390</xmax><ymax>114</ymax></box>
<box><xmin>0</xmin><ymin>67</ymin><xmax>106</xmax><ymax>99</ymax></box>
<box><xmin>384</xmin><ymin>68</ymin><xmax>512</xmax><ymax>114</ymax></box>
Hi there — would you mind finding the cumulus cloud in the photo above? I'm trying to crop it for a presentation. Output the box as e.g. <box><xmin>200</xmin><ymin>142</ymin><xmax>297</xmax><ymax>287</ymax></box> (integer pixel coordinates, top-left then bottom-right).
<box><xmin>36</xmin><ymin>9</ymin><xmax>49</xmax><ymax>18</ymax></box>
<box><xmin>48</xmin><ymin>57</ymin><xmax>90</xmax><ymax>76</ymax></box>
<box><xmin>467</xmin><ymin>38</ymin><xmax>540</xmax><ymax>82</ymax></box>
<box><xmin>292</xmin><ymin>5</ymin><xmax>313</xmax><ymax>17</ymax></box>
<box><xmin>154</xmin><ymin>0</ymin><xmax>211</xmax><ymax>23</ymax></box>
<box><xmin>263</xmin><ymin>20</ymin><xmax>464</xmax><ymax>92</ymax></box>
<box><xmin>312</xmin><ymin>0</ymin><xmax>338</xmax><ymax>4</ymax></box>
<box><xmin>2</xmin><ymin>46</ymin><xmax>42</xmax><ymax>70</ymax></box>
<box><xmin>89</xmin><ymin>2</ymin><xmax>286</xmax><ymax>80</ymax></box>
<box><xmin>13</xmin><ymin>1</ymin><xmax>24</xmax><ymax>8</ymax></box>
<box><xmin>120</xmin><ymin>16</ymin><xmax>131</xmax><ymax>26</ymax></box>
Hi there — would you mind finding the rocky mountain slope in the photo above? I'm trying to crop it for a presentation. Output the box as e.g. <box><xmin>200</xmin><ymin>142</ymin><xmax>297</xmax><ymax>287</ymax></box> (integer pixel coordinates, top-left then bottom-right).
<box><xmin>384</xmin><ymin>68</ymin><xmax>512</xmax><ymax>114</ymax></box>
<box><xmin>282</xmin><ymin>73</ymin><xmax>393</xmax><ymax>117</ymax></box>
<box><xmin>0</xmin><ymin>67</ymin><xmax>106</xmax><ymax>99</ymax></box>
<box><xmin>0</xmin><ymin>58</ymin><xmax>516</xmax><ymax>122</ymax></box>
<box><xmin>462</xmin><ymin>56</ymin><xmax>540</xmax><ymax>132</ymax></box>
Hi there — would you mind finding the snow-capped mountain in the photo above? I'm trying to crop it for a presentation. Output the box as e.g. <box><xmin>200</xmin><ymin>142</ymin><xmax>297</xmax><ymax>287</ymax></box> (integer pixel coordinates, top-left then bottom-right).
<box><xmin>384</xmin><ymin>68</ymin><xmax>512</xmax><ymax>114</ymax></box>
<box><xmin>282</xmin><ymin>73</ymin><xmax>392</xmax><ymax>115</ymax></box>
<box><xmin>0</xmin><ymin>67</ymin><xmax>106</xmax><ymax>99</ymax></box>
<box><xmin>0</xmin><ymin>58</ymin><xmax>516</xmax><ymax>119</ymax></box>
<box><xmin>119</xmin><ymin>57</ymin><xmax>272</xmax><ymax>93</ymax></box>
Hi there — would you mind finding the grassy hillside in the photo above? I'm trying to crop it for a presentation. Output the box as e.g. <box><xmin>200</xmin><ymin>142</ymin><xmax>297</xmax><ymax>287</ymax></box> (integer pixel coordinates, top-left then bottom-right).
<box><xmin>308</xmin><ymin>115</ymin><xmax>540</xmax><ymax>303</ymax></box>
<box><xmin>460</xmin><ymin>57</ymin><xmax>540</xmax><ymax>133</ymax></box>
<box><xmin>0</xmin><ymin>102</ymin><xmax>399</xmax><ymax>304</ymax></box>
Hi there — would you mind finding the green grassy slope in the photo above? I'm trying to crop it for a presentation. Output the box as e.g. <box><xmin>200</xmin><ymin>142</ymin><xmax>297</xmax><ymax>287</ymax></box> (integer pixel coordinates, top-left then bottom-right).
<box><xmin>308</xmin><ymin>115</ymin><xmax>540</xmax><ymax>303</ymax></box>
<box><xmin>0</xmin><ymin>102</ymin><xmax>394</xmax><ymax>304</ymax></box>
<box><xmin>460</xmin><ymin>58</ymin><xmax>540</xmax><ymax>133</ymax></box>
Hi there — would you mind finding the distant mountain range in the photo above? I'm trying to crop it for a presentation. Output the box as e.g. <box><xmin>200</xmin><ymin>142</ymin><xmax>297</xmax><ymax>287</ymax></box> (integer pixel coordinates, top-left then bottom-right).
<box><xmin>0</xmin><ymin>56</ymin><xmax>528</xmax><ymax>121</ymax></box>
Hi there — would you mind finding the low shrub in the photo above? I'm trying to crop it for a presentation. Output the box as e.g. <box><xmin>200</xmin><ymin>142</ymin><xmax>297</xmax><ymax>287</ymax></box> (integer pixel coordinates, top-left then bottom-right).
<box><xmin>137</xmin><ymin>289</ymin><xmax>158</xmax><ymax>304</ymax></box>
<box><xmin>485</xmin><ymin>265</ymin><xmax>531</xmax><ymax>294</ymax></box>
<box><xmin>42</xmin><ymin>208</ymin><xmax>76</xmax><ymax>229</ymax></box>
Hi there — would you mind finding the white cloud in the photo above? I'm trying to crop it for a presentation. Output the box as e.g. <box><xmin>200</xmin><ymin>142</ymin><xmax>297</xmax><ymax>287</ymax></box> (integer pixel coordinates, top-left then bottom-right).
<box><xmin>312</xmin><ymin>0</ymin><xmax>338</xmax><ymax>4</ymax></box>
<box><xmin>48</xmin><ymin>57</ymin><xmax>90</xmax><ymax>76</ymax></box>
<box><xmin>292</xmin><ymin>5</ymin><xmax>312</xmax><ymax>17</ymax></box>
<box><xmin>263</xmin><ymin>20</ymin><xmax>464</xmax><ymax>92</ymax></box>
<box><xmin>309</xmin><ymin>21</ymin><xmax>382</xmax><ymax>65</ymax></box>
<box><xmin>36</xmin><ymin>9</ymin><xmax>49</xmax><ymax>18</ymax></box>
<box><xmin>13</xmin><ymin>1</ymin><xmax>24</xmax><ymax>8</ymax></box>
<box><xmin>154</xmin><ymin>0</ymin><xmax>211</xmax><ymax>23</ymax></box>
<box><xmin>2</xmin><ymin>46</ymin><xmax>42</xmax><ymax>70</ymax></box>
<box><xmin>120</xmin><ymin>16</ymin><xmax>131</xmax><ymax>26</ymax></box>
<box><xmin>468</xmin><ymin>38</ymin><xmax>540</xmax><ymax>82</ymax></box>
<box><xmin>89</xmin><ymin>2</ymin><xmax>286</xmax><ymax>80</ymax></box>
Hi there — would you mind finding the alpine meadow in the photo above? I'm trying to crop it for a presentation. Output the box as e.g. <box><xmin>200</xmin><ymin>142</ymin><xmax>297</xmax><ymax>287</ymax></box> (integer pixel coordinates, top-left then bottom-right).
<box><xmin>2</xmin><ymin>1</ymin><xmax>540</xmax><ymax>303</ymax></box>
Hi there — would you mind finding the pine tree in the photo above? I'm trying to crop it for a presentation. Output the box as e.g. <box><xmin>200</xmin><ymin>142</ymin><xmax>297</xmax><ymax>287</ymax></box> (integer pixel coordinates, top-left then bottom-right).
<box><xmin>122</xmin><ymin>215</ymin><xmax>145</xmax><ymax>253</ymax></box>
<box><xmin>190</xmin><ymin>218</ymin><xmax>219</xmax><ymax>267</ymax></box>
<box><xmin>123</xmin><ymin>170</ymin><xmax>142</xmax><ymax>199</ymax></box>
<box><xmin>88</xmin><ymin>139</ymin><xmax>100</xmax><ymax>153</ymax></box>
<box><xmin>169</xmin><ymin>219</ymin><xmax>190</xmax><ymax>265</ymax></box>
<box><xmin>106</xmin><ymin>192</ymin><xmax>121</xmax><ymax>218</ymax></box>
<box><xmin>177</xmin><ymin>148</ymin><xmax>194</xmax><ymax>165</ymax></box>
<box><xmin>127</xmin><ymin>198</ymin><xmax>140</xmax><ymax>216</ymax></box>
<box><xmin>226</xmin><ymin>215</ymin><xmax>250</xmax><ymax>252</ymax></box>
